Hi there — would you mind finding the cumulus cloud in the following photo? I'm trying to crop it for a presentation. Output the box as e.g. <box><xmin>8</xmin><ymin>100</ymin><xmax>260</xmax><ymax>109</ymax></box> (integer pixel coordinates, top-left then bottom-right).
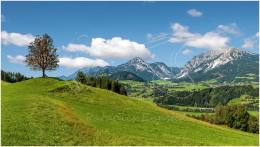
<box><xmin>169</xmin><ymin>23</ymin><xmax>229</xmax><ymax>50</ymax></box>
<box><xmin>217</xmin><ymin>23</ymin><xmax>240</xmax><ymax>35</ymax></box>
<box><xmin>187</xmin><ymin>9</ymin><xmax>203</xmax><ymax>17</ymax></box>
<box><xmin>62</xmin><ymin>44</ymin><xmax>87</xmax><ymax>52</ymax></box>
<box><xmin>63</xmin><ymin>37</ymin><xmax>154</xmax><ymax>60</ymax></box>
<box><xmin>6</xmin><ymin>54</ymin><xmax>109</xmax><ymax>69</ymax></box>
<box><xmin>1</xmin><ymin>31</ymin><xmax>34</xmax><ymax>46</ymax></box>
<box><xmin>242</xmin><ymin>32</ymin><xmax>259</xmax><ymax>49</ymax></box>
<box><xmin>7</xmin><ymin>55</ymin><xmax>26</xmax><ymax>64</ymax></box>
<box><xmin>59</xmin><ymin>57</ymin><xmax>109</xmax><ymax>68</ymax></box>
<box><xmin>181</xmin><ymin>49</ymin><xmax>192</xmax><ymax>55</ymax></box>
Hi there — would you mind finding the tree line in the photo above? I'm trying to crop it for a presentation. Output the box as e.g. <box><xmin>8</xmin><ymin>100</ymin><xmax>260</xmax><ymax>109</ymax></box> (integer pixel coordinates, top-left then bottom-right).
<box><xmin>1</xmin><ymin>70</ymin><xmax>31</xmax><ymax>83</ymax></box>
<box><xmin>156</xmin><ymin>103</ymin><xmax>214</xmax><ymax>113</ymax></box>
<box><xmin>76</xmin><ymin>71</ymin><xmax>127</xmax><ymax>96</ymax></box>
<box><xmin>154</xmin><ymin>85</ymin><xmax>258</xmax><ymax>107</ymax></box>
<box><xmin>187</xmin><ymin>105</ymin><xmax>259</xmax><ymax>133</ymax></box>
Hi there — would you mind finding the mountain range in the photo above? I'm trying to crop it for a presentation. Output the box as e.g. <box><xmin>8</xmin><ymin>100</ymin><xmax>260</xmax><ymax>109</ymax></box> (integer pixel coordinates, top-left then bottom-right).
<box><xmin>60</xmin><ymin>48</ymin><xmax>259</xmax><ymax>82</ymax></box>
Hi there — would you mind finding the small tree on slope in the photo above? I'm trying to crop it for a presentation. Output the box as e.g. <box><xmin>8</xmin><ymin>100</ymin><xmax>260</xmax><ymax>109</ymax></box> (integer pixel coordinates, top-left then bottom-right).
<box><xmin>26</xmin><ymin>34</ymin><xmax>59</xmax><ymax>77</ymax></box>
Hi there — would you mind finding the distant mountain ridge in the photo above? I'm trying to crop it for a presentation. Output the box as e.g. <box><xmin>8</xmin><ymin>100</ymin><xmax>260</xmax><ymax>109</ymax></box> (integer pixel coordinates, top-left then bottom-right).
<box><xmin>176</xmin><ymin>48</ymin><xmax>259</xmax><ymax>82</ymax></box>
<box><xmin>60</xmin><ymin>57</ymin><xmax>180</xmax><ymax>81</ymax></box>
<box><xmin>59</xmin><ymin>48</ymin><xmax>258</xmax><ymax>82</ymax></box>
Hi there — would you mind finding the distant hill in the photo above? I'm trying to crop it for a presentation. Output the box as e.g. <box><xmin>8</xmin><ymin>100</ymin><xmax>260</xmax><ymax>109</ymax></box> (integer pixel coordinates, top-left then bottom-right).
<box><xmin>109</xmin><ymin>71</ymin><xmax>145</xmax><ymax>81</ymax></box>
<box><xmin>155</xmin><ymin>84</ymin><xmax>259</xmax><ymax>107</ymax></box>
<box><xmin>2</xmin><ymin>78</ymin><xmax>258</xmax><ymax>145</ymax></box>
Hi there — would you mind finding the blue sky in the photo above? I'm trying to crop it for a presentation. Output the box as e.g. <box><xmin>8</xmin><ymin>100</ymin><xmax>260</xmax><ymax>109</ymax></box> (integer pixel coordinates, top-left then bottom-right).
<box><xmin>1</xmin><ymin>1</ymin><xmax>259</xmax><ymax>77</ymax></box>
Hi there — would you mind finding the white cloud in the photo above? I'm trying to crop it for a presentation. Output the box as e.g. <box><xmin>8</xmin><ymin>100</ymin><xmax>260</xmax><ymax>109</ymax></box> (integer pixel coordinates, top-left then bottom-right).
<box><xmin>7</xmin><ymin>55</ymin><xmax>26</xmax><ymax>64</ymax></box>
<box><xmin>169</xmin><ymin>23</ymin><xmax>229</xmax><ymax>50</ymax></box>
<box><xmin>217</xmin><ymin>23</ymin><xmax>240</xmax><ymax>35</ymax></box>
<box><xmin>6</xmin><ymin>54</ymin><xmax>109</xmax><ymax>69</ymax></box>
<box><xmin>59</xmin><ymin>57</ymin><xmax>109</xmax><ymax>68</ymax></box>
<box><xmin>242</xmin><ymin>39</ymin><xmax>254</xmax><ymax>49</ymax></box>
<box><xmin>181</xmin><ymin>49</ymin><xmax>192</xmax><ymax>55</ymax></box>
<box><xmin>187</xmin><ymin>9</ymin><xmax>203</xmax><ymax>17</ymax></box>
<box><xmin>62</xmin><ymin>44</ymin><xmax>87</xmax><ymax>52</ymax></box>
<box><xmin>1</xmin><ymin>31</ymin><xmax>34</xmax><ymax>46</ymax></box>
<box><xmin>146</xmin><ymin>32</ymin><xmax>168</xmax><ymax>42</ymax></box>
<box><xmin>242</xmin><ymin>32</ymin><xmax>259</xmax><ymax>49</ymax></box>
<box><xmin>63</xmin><ymin>37</ymin><xmax>154</xmax><ymax>60</ymax></box>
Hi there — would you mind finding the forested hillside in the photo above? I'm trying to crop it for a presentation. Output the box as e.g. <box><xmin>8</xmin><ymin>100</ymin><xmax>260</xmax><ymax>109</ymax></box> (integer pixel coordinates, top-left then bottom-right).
<box><xmin>154</xmin><ymin>85</ymin><xmax>258</xmax><ymax>107</ymax></box>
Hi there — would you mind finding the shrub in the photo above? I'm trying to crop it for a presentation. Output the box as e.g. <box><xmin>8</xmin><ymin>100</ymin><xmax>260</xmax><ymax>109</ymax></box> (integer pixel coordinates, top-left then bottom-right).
<box><xmin>228</xmin><ymin>106</ymin><xmax>249</xmax><ymax>131</ymax></box>
<box><xmin>247</xmin><ymin>116</ymin><xmax>259</xmax><ymax>133</ymax></box>
<box><xmin>76</xmin><ymin>71</ymin><xmax>87</xmax><ymax>84</ymax></box>
<box><xmin>188</xmin><ymin>105</ymin><xmax>258</xmax><ymax>133</ymax></box>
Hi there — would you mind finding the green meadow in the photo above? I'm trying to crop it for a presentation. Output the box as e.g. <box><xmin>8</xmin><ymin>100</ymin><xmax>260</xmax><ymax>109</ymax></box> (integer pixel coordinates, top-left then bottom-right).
<box><xmin>2</xmin><ymin>78</ymin><xmax>259</xmax><ymax>145</ymax></box>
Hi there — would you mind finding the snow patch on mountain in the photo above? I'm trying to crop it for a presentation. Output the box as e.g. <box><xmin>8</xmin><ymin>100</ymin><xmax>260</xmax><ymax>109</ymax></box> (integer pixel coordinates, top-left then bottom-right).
<box><xmin>177</xmin><ymin>48</ymin><xmax>253</xmax><ymax>78</ymax></box>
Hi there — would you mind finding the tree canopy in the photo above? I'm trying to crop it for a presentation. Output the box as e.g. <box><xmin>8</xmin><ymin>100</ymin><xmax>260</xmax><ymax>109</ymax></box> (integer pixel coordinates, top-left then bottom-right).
<box><xmin>26</xmin><ymin>34</ymin><xmax>59</xmax><ymax>77</ymax></box>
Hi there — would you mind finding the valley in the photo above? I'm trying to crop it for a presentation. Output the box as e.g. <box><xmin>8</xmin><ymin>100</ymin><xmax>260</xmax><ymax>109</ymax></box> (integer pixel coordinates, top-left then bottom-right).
<box><xmin>57</xmin><ymin>47</ymin><xmax>260</xmax><ymax>136</ymax></box>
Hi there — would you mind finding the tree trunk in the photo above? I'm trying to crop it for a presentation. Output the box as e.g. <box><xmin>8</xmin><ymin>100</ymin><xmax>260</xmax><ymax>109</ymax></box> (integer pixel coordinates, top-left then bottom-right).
<box><xmin>42</xmin><ymin>69</ymin><xmax>46</xmax><ymax>77</ymax></box>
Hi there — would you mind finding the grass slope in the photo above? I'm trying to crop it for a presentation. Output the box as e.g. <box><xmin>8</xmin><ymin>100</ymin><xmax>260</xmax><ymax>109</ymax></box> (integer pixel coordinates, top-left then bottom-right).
<box><xmin>2</xmin><ymin>78</ymin><xmax>259</xmax><ymax>145</ymax></box>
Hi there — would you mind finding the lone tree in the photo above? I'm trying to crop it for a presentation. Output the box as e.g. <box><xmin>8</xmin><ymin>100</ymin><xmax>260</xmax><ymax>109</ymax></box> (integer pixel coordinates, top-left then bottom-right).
<box><xmin>26</xmin><ymin>34</ymin><xmax>59</xmax><ymax>77</ymax></box>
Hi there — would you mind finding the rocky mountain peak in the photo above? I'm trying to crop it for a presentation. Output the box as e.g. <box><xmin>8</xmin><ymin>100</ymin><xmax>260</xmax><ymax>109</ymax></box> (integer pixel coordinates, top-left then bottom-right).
<box><xmin>177</xmin><ymin>48</ymin><xmax>254</xmax><ymax>78</ymax></box>
<box><xmin>127</xmin><ymin>57</ymin><xmax>146</xmax><ymax>65</ymax></box>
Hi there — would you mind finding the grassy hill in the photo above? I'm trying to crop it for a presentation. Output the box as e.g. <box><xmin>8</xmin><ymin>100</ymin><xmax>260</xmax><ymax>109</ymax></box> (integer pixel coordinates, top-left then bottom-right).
<box><xmin>1</xmin><ymin>78</ymin><xmax>259</xmax><ymax>145</ymax></box>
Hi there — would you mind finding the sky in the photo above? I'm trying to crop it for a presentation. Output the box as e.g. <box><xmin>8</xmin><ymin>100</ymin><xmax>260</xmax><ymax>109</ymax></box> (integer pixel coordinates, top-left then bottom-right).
<box><xmin>1</xmin><ymin>1</ymin><xmax>259</xmax><ymax>77</ymax></box>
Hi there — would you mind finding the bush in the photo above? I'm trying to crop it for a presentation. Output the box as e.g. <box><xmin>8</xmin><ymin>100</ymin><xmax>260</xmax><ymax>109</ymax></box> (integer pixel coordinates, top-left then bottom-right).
<box><xmin>247</xmin><ymin>116</ymin><xmax>259</xmax><ymax>133</ymax></box>
<box><xmin>213</xmin><ymin>105</ymin><xmax>227</xmax><ymax>124</ymax></box>
<box><xmin>75</xmin><ymin>71</ymin><xmax>87</xmax><ymax>84</ymax></box>
<box><xmin>216</xmin><ymin>105</ymin><xmax>250</xmax><ymax>132</ymax></box>
<box><xmin>188</xmin><ymin>105</ymin><xmax>258</xmax><ymax>133</ymax></box>
<box><xmin>227</xmin><ymin>106</ymin><xmax>249</xmax><ymax>131</ymax></box>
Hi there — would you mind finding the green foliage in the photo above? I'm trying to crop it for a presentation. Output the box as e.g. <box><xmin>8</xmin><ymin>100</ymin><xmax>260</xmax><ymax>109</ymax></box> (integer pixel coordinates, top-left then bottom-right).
<box><xmin>120</xmin><ymin>80</ymin><xmax>153</xmax><ymax>98</ymax></box>
<box><xmin>26</xmin><ymin>34</ymin><xmax>59</xmax><ymax>77</ymax></box>
<box><xmin>154</xmin><ymin>85</ymin><xmax>258</xmax><ymax>107</ymax></box>
<box><xmin>189</xmin><ymin>105</ymin><xmax>259</xmax><ymax>133</ymax></box>
<box><xmin>226</xmin><ymin>106</ymin><xmax>249</xmax><ymax>131</ymax></box>
<box><xmin>109</xmin><ymin>71</ymin><xmax>145</xmax><ymax>82</ymax></box>
<box><xmin>76</xmin><ymin>71</ymin><xmax>87</xmax><ymax>84</ymax></box>
<box><xmin>157</xmin><ymin>103</ymin><xmax>214</xmax><ymax>113</ymax></box>
<box><xmin>76</xmin><ymin>72</ymin><xmax>127</xmax><ymax>96</ymax></box>
<box><xmin>120</xmin><ymin>80</ymin><xmax>208</xmax><ymax>99</ymax></box>
<box><xmin>248</xmin><ymin>116</ymin><xmax>259</xmax><ymax>133</ymax></box>
<box><xmin>214</xmin><ymin>105</ymin><xmax>228</xmax><ymax>124</ymax></box>
<box><xmin>1</xmin><ymin>70</ymin><xmax>31</xmax><ymax>83</ymax></box>
<box><xmin>228</xmin><ymin>95</ymin><xmax>259</xmax><ymax>111</ymax></box>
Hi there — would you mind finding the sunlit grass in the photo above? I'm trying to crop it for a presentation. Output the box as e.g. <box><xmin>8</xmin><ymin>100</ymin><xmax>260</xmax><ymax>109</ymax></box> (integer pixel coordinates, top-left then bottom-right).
<box><xmin>2</xmin><ymin>78</ymin><xmax>259</xmax><ymax>145</ymax></box>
